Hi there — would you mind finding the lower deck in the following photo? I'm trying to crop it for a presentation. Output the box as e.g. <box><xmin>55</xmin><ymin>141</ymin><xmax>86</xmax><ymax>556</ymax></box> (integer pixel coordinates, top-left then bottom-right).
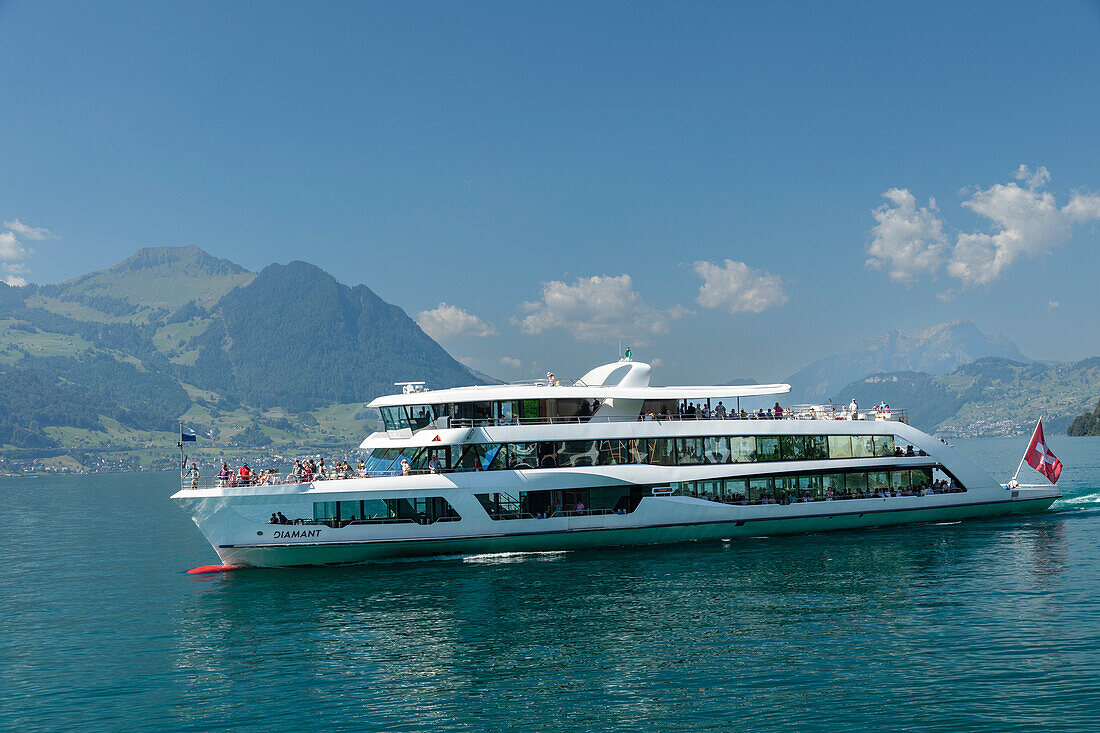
<box><xmin>196</xmin><ymin>487</ymin><xmax>1059</xmax><ymax>568</ymax></box>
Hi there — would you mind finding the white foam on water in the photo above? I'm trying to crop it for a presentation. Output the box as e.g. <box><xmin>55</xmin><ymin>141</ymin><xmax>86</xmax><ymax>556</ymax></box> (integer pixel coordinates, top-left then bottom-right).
<box><xmin>461</xmin><ymin>551</ymin><xmax>569</xmax><ymax>564</ymax></box>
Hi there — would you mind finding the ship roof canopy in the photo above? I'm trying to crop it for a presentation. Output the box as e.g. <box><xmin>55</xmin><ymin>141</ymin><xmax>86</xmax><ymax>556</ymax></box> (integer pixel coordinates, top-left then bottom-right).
<box><xmin>368</xmin><ymin>382</ymin><xmax>790</xmax><ymax>408</ymax></box>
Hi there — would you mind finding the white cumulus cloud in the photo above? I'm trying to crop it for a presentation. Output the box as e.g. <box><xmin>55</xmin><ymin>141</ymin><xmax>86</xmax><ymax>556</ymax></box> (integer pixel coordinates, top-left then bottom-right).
<box><xmin>693</xmin><ymin>259</ymin><xmax>788</xmax><ymax>314</ymax></box>
<box><xmin>516</xmin><ymin>274</ymin><xmax>687</xmax><ymax>341</ymax></box>
<box><xmin>0</xmin><ymin>231</ymin><xmax>28</xmax><ymax>261</ymax></box>
<box><xmin>867</xmin><ymin>166</ymin><xmax>1100</xmax><ymax>289</ymax></box>
<box><xmin>415</xmin><ymin>303</ymin><xmax>498</xmax><ymax>341</ymax></box>
<box><xmin>499</xmin><ymin>356</ymin><xmax>522</xmax><ymax>368</ymax></box>
<box><xmin>948</xmin><ymin>167</ymin><xmax>1098</xmax><ymax>286</ymax></box>
<box><xmin>3</xmin><ymin>219</ymin><xmax>57</xmax><ymax>241</ymax></box>
<box><xmin>866</xmin><ymin>189</ymin><xmax>947</xmax><ymax>283</ymax></box>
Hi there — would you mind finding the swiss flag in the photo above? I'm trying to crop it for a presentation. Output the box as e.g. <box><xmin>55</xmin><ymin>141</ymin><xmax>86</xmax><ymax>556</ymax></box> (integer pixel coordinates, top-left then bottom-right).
<box><xmin>1024</xmin><ymin>420</ymin><xmax>1062</xmax><ymax>484</ymax></box>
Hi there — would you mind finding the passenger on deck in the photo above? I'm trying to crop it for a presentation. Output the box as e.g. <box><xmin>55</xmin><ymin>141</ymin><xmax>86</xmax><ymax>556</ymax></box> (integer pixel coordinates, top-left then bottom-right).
<box><xmin>848</xmin><ymin>399</ymin><xmax>858</xmax><ymax>419</ymax></box>
<box><xmin>575</xmin><ymin>501</ymin><xmax>585</xmax><ymax>514</ymax></box>
<box><xmin>428</xmin><ymin>454</ymin><xmax>441</xmax><ymax>474</ymax></box>
<box><xmin>184</xmin><ymin>462</ymin><xmax>200</xmax><ymax>489</ymax></box>
<box><xmin>269</xmin><ymin>513</ymin><xmax>278</xmax><ymax>523</ymax></box>
<box><xmin>401</xmin><ymin>458</ymin><xmax>411</xmax><ymax>476</ymax></box>
<box><xmin>239</xmin><ymin>463</ymin><xmax>252</xmax><ymax>485</ymax></box>
<box><xmin>317</xmin><ymin>457</ymin><xmax>327</xmax><ymax>479</ymax></box>
<box><xmin>905</xmin><ymin>445</ymin><xmax>915</xmax><ymax>457</ymax></box>
<box><xmin>277</xmin><ymin>511</ymin><xmax>289</xmax><ymax>524</ymax></box>
<box><xmin>217</xmin><ymin>462</ymin><xmax>230</xmax><ymax>486</ymax></box>
<box><xmin>715</xmin><ymin>401</ymin><xmax>727</xmax><ymax>418</ymax></box>
<box><xmin>357</xmin><ymin>459</ymin><xmax>366</xmax><ymax>476</ymax></box>
<box><xmin>774</xmin><ymin>402</ymin><xmax>783</xmax><ymax>419</ymax></box>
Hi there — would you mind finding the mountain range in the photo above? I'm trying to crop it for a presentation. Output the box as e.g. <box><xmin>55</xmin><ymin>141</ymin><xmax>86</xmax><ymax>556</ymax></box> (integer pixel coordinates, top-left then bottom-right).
<box><xmin>0</xmin><ymin>246</ymin><xmax>481</xmax><ymax>462</ymax></box>
<box><xmin>784</xmin><ymin>319</ymin><xmax>1031</xmax><ymax>404</ymax></box>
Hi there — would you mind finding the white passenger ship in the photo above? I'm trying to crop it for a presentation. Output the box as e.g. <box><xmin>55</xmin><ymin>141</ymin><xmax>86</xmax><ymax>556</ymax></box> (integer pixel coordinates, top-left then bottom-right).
<box><xmin>173</xmin><ymin>360</ymin><xmax>1060</xmax><ymax>568</ymax></box>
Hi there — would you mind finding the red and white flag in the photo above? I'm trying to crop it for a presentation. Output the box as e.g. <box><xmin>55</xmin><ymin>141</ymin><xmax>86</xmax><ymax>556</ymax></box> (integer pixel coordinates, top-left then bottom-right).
<box><xmin>1024</xmin><ymin>419</ymin><xmax>1062</xmax><ymax>484</ymax></box>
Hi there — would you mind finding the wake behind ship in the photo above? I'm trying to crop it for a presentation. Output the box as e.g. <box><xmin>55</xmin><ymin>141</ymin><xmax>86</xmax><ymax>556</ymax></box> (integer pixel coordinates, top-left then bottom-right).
<box><xmin>172</xmin><ymin>359</ymin><xmax>1060</xmax><ymax>567</ymax></box>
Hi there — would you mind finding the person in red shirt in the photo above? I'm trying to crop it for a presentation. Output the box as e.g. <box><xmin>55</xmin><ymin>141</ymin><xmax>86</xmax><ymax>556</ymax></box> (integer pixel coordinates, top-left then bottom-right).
<box><xmin>239</xmin><ymin>463</ymin><xmax>252</xmax><ymax>485</ymax></box>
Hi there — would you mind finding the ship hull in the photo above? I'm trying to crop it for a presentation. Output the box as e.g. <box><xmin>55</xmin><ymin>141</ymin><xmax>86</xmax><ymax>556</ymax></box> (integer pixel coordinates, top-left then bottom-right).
<box><xmin>207</xmin><ymin>493</ymin><xmax>1057</xmax><ymax>568</ymax></box>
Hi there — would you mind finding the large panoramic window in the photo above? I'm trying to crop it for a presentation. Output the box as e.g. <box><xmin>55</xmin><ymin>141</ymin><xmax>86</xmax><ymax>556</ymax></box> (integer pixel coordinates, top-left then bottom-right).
<box><xmin>381</xmin><ymin>432</ymin><xmax>914</xmax><ymax>473</ymax></box>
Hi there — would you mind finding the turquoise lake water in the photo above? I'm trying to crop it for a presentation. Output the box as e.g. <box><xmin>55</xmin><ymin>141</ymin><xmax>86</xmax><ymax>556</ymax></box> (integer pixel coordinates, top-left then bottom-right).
<box><xmin>2</xmin><ymin>436</ymin><xmax>1099</xmax><ymax>732</ymax></box>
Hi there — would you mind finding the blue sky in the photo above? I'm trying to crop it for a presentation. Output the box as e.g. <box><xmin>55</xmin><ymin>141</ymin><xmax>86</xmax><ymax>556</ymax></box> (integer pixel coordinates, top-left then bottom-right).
<box><xmin>2</xmin><ymin>1</ymin><xmax>1099</xmax><ymax>383</ymax></box>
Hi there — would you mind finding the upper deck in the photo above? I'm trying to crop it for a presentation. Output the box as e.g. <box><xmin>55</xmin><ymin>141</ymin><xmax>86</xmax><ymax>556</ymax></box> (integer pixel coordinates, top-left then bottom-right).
<box><xmin>367</xmin><ymin>359</ymin><xmax>904</xmax><ymax>435</ymax></box>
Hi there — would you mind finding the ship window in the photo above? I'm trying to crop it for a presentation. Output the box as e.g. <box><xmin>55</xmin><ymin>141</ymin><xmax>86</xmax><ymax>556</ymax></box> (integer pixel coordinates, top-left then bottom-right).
<box><xmin>890</xmin><ymin>470</ymin><xmax>911</xmax><ymax>489</ymax></box>
<box><xmin>723</xmin><ymin>478</ymin><xmax>748</xmax><ymax>501</ymax></box>
<box><xmin>757</xmin><ymin>436</ymin><xmax>780</xmax><ymax>462</ymax></box>
<box><xmin>598</xmin><ymin>438</ymin><xmax>635</xmax><ymax>465</ymax></box>
<box><xmin>852</xmin><ymin>435</ymin><xmax>875</xmax><ymax>458</ymax></box>
<box><xmin>748</xmin><ymin>477</ymin><xmax>773</xmax><ymax>502</ymax></box>
<box><xmin>520</xmin><ymin>399</ymin><xmax>540</xmax><ymax>420</ymax></box>
<box><xmin>804</xmin><ymin>435</ymin><xmax>829</xmax><ymax>460</ymax></box>
<box><xmin>380</xmin><ymin>406</ymin><xmax>409</xmax><ymax>431</ymax></box>
<box><xmin>537</xmin><ymin>442</ymin><xmax>559</xmax><ymax>468</ymax></box>
<box><xmin>845</xmin><ymin>473</ymin><xmax>868</xmax><ymax>491</ymax></box>
<box><xmin>704</xmin><ymin>437</ymin><xmax>731</xmax><ymax>464</ymax></box>
<box><xmin>510</xmin><ymin>442</ymin><xmax>538</xmax><ymax>469</ymax></box>
<box><xmin>651</xmin><ymin>438</ymin><xmax>677</xmax><ymax>466</ymax></box>
<box><xmin>868</xmin><ymin>471</ymin><xmax>890</xmax><ymax>490</ymax></box>
<box><xmin>823</xmin><ymin>473</ymin><xmax>846</xmax><ymax>496</ymax></box>
<box><xmin>677</xmin><ymin>438</ymin><xmax>704</xmax><ymax>465</ymax></box>
<box><xmin>912</xmin><ymin>467</ymin><xmax>933</xmax><ymax>487</ymax></box>
<box><xmin>557</xmin><ymin>441</ymin><xmax>598</xmax><ymax>467</ymax></box>
<box><xmin>454</xmin><ymin>401</ymin><xmax>493</xmax><ymax>424</ymax></box>
<box><xmin>496</xmin><ymin>401</ymin><xmax>520</xmax><ymax>422</ymax></box>
<box><xmin>405</xmin><ymin>404</ymin><xmax>439</xmax><ymax>431</ymax></box>
<box><xmin>630</xmin><ymin>438</ymin><xmax>652</xmax><ymax>464</ymax></box>
<box><xmin>780</xmin><ymin>435</ymin><xmax>806</xmax><ymax>460</ymax></box>
<box><xmin>874</xmin><ymin>435</ymin><xmax>895</xmax><ymax>457</ymax></box>
<box><xmin>730</xmin><ymin>436</ymin><xmax>756</xmax><ymax>463</ymax></box>
<box><xmin>457</xmin><ymin>443</ymin><xmax>501</xmax><ymax>470</ymax></box>
<box><xmin>828</xmin><ymin>435</ymin><xmax>852</xmax><ymax>459</ymax></box>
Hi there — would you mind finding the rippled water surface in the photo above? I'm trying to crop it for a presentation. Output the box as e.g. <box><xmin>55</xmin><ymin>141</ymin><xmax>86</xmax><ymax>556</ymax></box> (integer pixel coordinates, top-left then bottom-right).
<box><xmin>3</xmin><ymin>437</ymin><xmax>1100</xmax><ymax>732</ymax></box>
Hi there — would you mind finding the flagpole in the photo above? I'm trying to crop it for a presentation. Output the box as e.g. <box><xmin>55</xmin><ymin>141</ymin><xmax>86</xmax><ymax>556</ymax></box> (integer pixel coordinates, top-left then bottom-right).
<box><xmin>1012</xmin><ymin>417</ymin><xmax>1041</xmax><ymax>482</ymax></box>
<box><xmin>179</xmin><ymin>420</ymin><xmax>185</xmax><ymax>478</ymax></box>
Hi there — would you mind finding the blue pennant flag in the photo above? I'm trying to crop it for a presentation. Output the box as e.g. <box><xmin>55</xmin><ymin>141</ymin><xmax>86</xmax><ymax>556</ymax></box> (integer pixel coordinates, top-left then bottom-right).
<box><xmin>181</xmin><ymin>430</ymin><xmax>197</xmax><ymax>442</ymax></box>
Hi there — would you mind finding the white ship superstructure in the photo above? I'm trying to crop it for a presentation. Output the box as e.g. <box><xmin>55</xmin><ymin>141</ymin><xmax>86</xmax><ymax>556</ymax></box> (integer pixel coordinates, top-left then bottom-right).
<box><xmin>172</xmin><ymin>360</ymin><xmax>1060</xmax><ymax>567</ymax></box>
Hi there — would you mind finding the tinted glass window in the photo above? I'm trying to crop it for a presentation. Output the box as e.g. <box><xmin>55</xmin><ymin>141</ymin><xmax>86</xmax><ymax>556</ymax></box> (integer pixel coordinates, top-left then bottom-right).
<box><xmin>510</xmin><ymin>442</ymin><xmax>538</xmax><ymax>469</ymax></box>
<box><xmin>757</xmin><ymin>436</ymin><xmax>780</xmax><ymax>461</ymax></box>
<box><xmin>874</xmin><ymin>435</ymin><xmax>895</xmax><ymax>457</ymax></box>
<box><xmin>852</xmin><ymin>435</ymin><xmax>875</xmax><ymax>458</ymax></box>
<box><xmin>730</xmin><ymin>436</ymin><xmax>756</xmax><ymax>463</ymax></box>
<box><xmin>780</xmin><ymin>435</ymin><xmax>806</xmax><ymax>460</ymax></box>
<box><xmin>651</xmin><ymin>439</ymin><xmax>677</xmax><ymax>466</ymax></box>
<box><xmin>828</xmin><ymin>436</ymin><xmax>852</xmax><ymax>459</ymax></box>
<box><xmin>804</xmin><ymin>435</ymin><xmax>829</xmax><ymax>460</ymax></box>
<box><xmin>677</xmin><ymin>438</ymin><xmax>704</xmax><ymax>465</ymax></box>
<box><xmin>704</xmin><ymin>437</ymin><xmax>731</xmax><ymax>464</ymax></box>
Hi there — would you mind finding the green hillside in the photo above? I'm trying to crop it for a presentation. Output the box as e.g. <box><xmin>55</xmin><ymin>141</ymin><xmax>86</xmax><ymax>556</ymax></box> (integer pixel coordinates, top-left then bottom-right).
<box><xmin>836</xmin><ymin>357</ymin><xmax>1100</xmax><ymax>437</ymax></box>
<box><xmin>0</xmin><ymin>247</ymin><xmax>484</xmax><ymax>469</ymax></box>
<box><xmin>1068</xmin><ymin>400</ymin><xmax>1100</xmax><ymax>436</ymax></box>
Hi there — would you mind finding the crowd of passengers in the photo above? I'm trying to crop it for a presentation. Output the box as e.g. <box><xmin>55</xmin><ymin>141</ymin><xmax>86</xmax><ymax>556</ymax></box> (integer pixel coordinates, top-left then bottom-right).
<box><xmin>184</xmin><ymin>457</ymin><xmax>374</xmax><ymax>488</ymax></box>
<box><xmin>644</xmin><ymin>399</ymin><xmax>892</xmax><ymax>422</ymax></box>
